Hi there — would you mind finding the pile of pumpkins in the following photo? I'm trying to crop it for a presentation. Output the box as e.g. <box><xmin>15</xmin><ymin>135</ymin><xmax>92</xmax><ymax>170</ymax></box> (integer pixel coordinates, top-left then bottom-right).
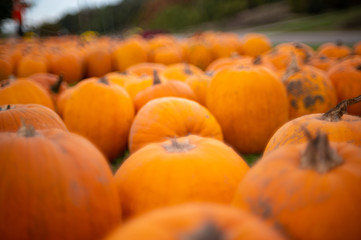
<box><xmin>0</xmin><ymin>31</ymin><xmax>361</xmax><ymax>240</ymax></box>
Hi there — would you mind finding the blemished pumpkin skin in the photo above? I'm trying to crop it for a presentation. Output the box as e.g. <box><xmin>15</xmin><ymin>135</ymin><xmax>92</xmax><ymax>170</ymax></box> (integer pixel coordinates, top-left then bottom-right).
<box><xmin>0</xmin><ymin>104</ymin><xmax>67</xmax><ymax>132</ymax></box>
<box><xmin>318</xmin><ymin>41</ymin><xmax>352</xmax><ymax>59</ymax></box>
<box><xmin>126</xmin><ymin>62</ymin><xmax>166</xmax><ymax>77</ymax></box>
<box><xmin>115</xmin><ymin>135</ymin><xmax>248</xmax><ymax>219</ymax></box>
<box><xmin>105</xmin><ymin>203</ymin><xmax>286</xmax><ymax>240</ymax></box>
<box><xmin>306</xmin><ymin>54</ymin><xmax>338</xmax><ymax>71</ymax></box>
<box><xmin>242</xmin><ymin>33</ymin><xmax>272</xmax><ymax>57</ymax></box>
<box><xmin>264</xmin><ymin>95</ymin><xmax>361</xmax><ymax>155</ymax></box>
<box><xmin>185</xmin><ymin>73</ymin><xmax>210</xmax><ymax>106</ymax></box>
<box><xmin>129</xmin><ymin>97</ymin><xmax>223</xmax><ymax>153</ymax></box>
<box><xmin>134</xmin><ymin>73</ymin><xmax>196</xmax><ymax>112</ymax></box>
<box><xmin>63</xmin><ymin>77</ymin><xmax>134</xmax><ymax>161</ymax></box>
<box><xmin>233</xmin><ymin>133</ymin><xmax>361</xmax><ymax>240</ymax></box>
<box><xmin>327</xmin><ymin>57</ymin><xmax>361</xmax><ymax>116</ymax></box>
<box><xmin>0</xmin><ymin>126</ymin><xmax>121</xmax><ymax>240</ymax></box>
<box><xmin>206</xmin><ymin>66</ymin><xmax>289</xmax><ymax>154</ymax></box>
<box><xmin>283</xmin><ymin>62</ymin><xmax>337</xmax><ymax>119</ymax></box>
<box><xmin>0</xmin><ymin>79</ymin><xmax>55</xmax><ymax>110</ymax></box>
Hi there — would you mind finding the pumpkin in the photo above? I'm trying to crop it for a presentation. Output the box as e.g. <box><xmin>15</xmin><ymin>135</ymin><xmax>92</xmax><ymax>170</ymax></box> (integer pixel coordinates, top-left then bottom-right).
<box><xmin>0</xmin><ymin>125</ymin><xmax>121</xmax><ymax>240</ymax></box>
<box><xmin>160</xmin><ymin>63</ymin><xmax>204</xmax><ymax>82</ymax></box>
<box><xmin>233</xmin><ymin>131</ymin><xmax>361</xmax><ymax>240</ymax></box>
<box><xmin>327</xmin><ymin>56</ymin><xmax>361</xmax><ymax>116</ymax></box>
<box><xmin>306</xmin><ymin>54</ymin><xmax>338</xmax><ymax>71</ymax></box>
<box><xmin>84</xmin><ymin>47</ymin><xmax>113</xmax><ymax>77</ymax></box>
<box><xmin>354</xmin><ymin>41</ymin><xmax>361</xmax><ymax>55</ymax></box>
<box><xmin>115</xmin><ymin>135</ymin><xmax>248</xmax><ymax>218</ymax></box>
<box><xmin>126</xmin><ymin>62</ymin><xmax>166</xmax><ymax>77</ymax></box>
<box><xmin>149</xmin><ymin>45</ymin><xmax>184</xmax><ymax>65</ymax></box>
<box><xmin>134</xmin><ymin>71</ymin><xmax>196</xmax><ymax>111</ymax></box>
<box><xmin>264</xmin><ymin>95</ymin><xmax>361</xmax><ymax>155</ymax></box>
<box><xmin>129</xmin><ymin>97</ymin><xmax>223</xmax><ymax>153</ymax></box>
<box><xmin>242</xmin><ymin>33</ymin><xmax>272</xmax><ymax>57</ymax></box>
<box><xmin>206</xmin><ymin>66</ymin><xmax>288</xmax><ymax>154</ymax></box>
<box><xmin>205</xmin><ymin>54</ymin><xmax>253</xmax><ymax>74</ymax></box>
<box><xmin>274</xmin><ymin>42</ymin><xmax>315</xmax><ymax>62</ymax></box>
<box><xmin>184</xmin><ymin>39</ymin><xmax>214</xmax><ymax>70</ymax></box>
<box><xmin>105</xmin><ymin>203</ymin><xmax>286</xmax><ymax>240</ymax></box>
<box><xmin>318</xmin><ymin>40</ymin><xmax>351</xmax><ymax>59</ymax></box>
<box><xmin>185</xmin><ymin>73</ymin><xmax>210</xmax><ymax>106</ymax></box>
<box><xmin>50</xmin><ymin>51</ymin><xmax>84</xmax><ymax>84</ymax></box>
<box><xmin>0</xmin><ymin>79</ymin><xmax>55</xmax><ymax>110</ymax></box>
<box><xmin>63</xmin><ymin>77</ymin><xmax>134</xmax><ymax>160</ymax></box>
<box><xmin>0</xmin><ymin>55</ymin><xmax>12</xmax><ymax>80</ymax></box>
<box><xmin>0</xmin><ymin>104</ymin><xmax>67</xmax><ymax>132</ymax></box>
<box><xmin>28</xmin><ymin>73</ymin><xmax>68</xmax><ymax>102</ymax></box>
<box><xmin>17</xmin><ymin>54</ymin><xmax>48</xmax><ymax>78</ymax></box>
<box><xmin>282</xmin><ymin>59</ymin><xmax>337</xmax><ymax>119</ymax></box>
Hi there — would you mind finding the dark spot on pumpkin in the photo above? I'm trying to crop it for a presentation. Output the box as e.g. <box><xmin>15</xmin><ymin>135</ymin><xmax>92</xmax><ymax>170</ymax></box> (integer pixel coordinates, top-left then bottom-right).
<box><xmin>251</xmin><ymin>197</ymin><xmax>273</xmax><ymax>219</ymax></box>
<box><xmin>286</xmin><ymin>80</ymin><xmax>303</xmax><ymax>97</ymax></box>
<box><xmin>290</xmin><ymin>99</ymin><xmax>298</xmax><ymax>109</ymax></box>
<box><xmin>356</xmin><ymin>65</ymin><xmax>361</xmax><ymax>71</ymax></box>
<box><xmin>303</xmin><ymin>95</ymin><xmax>324</xmax><ymax>108</ymax></box>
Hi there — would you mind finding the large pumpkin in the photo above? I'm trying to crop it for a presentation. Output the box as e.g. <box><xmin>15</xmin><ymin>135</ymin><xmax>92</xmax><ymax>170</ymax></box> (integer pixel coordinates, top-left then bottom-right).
<box><xmin>206</xmin><ymin>66</ymin><xmax>289</xmax><ymax>154</ymax></box>
<box><xmin>318</xmin><ymin>41</ymin><xmax>351</xmax><ymax>59</ymax></box>
<box><xmin>105</xmin><ymin>203</ymin><xmax>285</xmax><ymax>240</ymax></box>
<box><xmin>129</xmin><ymin>97</ymin><xmax>223</xmax><ymax>153</ymax></box>
<box><xmin>283</xmin><ymin>60</ymin><xmax>337</xmax><ymax>119</ymax></box>
<box><xmin>0</xmin><ymin>104</ymin><xmax>67</xmax><ymax>132</ymax></box>
<box><xmin>0</xmin><ymin>125</ymin><xmax>121</xmax><ymax>240</ymax></box>
<box><xmin>63</xmin><ymin>77</ymin><xmax>134</xmax><ymax>160</ymax></box>
<box><xmin>0</xmin><ymin>79</ymin><xmax>55</xmax><ymax>110</ymax></box>
<box><xmin>264</xmin><ymin>95</ymin><xmax>361</xmax><ymax>155</ymax></box>
<box><xmin>233</xmin><ymin>132</ymin><xmax>361</xmax><ymax>240</ymax></box>
<box><xmin>28</xmin><ymin>73</ymin><xmax>68</xmax><ymax>102</ymax></box>
<box><xmin>327</xmin><ymin>56</ymin><xmax>361</xmax><ymax>116</ymax></box>
<box><xmin>115</xmin><ymin>135</ymin><xmax>249</xmax><ymax>219</ymax></box>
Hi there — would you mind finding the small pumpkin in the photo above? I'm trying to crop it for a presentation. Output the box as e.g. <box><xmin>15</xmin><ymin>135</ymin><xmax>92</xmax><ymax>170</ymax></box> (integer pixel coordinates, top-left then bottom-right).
<box><xmin>105</xmin><ymin>203</ymin><xmax>286</xmax><ymax>240</ymax></box>
<box><xmin>184</xmin><ymin>73</ymin><xmax>210</xmax><ymax>106</ymax></box>
<box><xmin>116</xmin><ymin>135</ymin><xmax>248</xmax><ymax>219</ymax></box>
<box><xmin>318</xmin><ymin>40</ymin><xmax>351</xmax><ymax>59</ymax></box>
<box><xmin>126</xmin><ymin>62</ymin><xmax>166</xmax><ymax>77</ymax></box>
<box><xmin>28</xmin><ymin>73</ymin><xmax>68</xmax><ymax>102</ymax></box>
<box><xmin>50</xmin><ymin>51</ymin><xmax>84</xmax><ymax>84</ymax></box>
<box><xmin>233</xmin><ymin>131</ymin><xmax>361</xmax><ymax>240</ymax></box>
<box><xmin>160</xmin><ymin>63</ymin><xmax>204</xmax><ymax>82</ymax></box>
<box><xmin>129</xmin><ymin>97</ymin><xmax>223</xmax><ymax>153</ymax></box>
<box><xmin>354</xmin><ymin>41</ymin><xmax>361</xmax><ymax>55</ymax></box>
<box><xmin>0</xmin><ymin>124</ymin><xmax>121</xmax><ymax>240</ymax></box>
<box><xmin>242</xmin><ymin>33</ymin><xmax>272</xmax><ymax>57</ymax></box>
<box><xmin>17</xmin><ymin>54</ymin><xmax>48</xmax><ymax>78</ymax></box>
<box><xmin>264</xmin><ymin>95</ymin><xmax>361</xmax><ymax>155</ymax></box>
<box><xmin>306</xmin><ymin>54</ymin><xmax>338</xmax><ymax>71</ymax></box>
<box><xmin>84</xmin><ymin>47</ymin><xmax>113</xmax><ymax>77</ymax></box>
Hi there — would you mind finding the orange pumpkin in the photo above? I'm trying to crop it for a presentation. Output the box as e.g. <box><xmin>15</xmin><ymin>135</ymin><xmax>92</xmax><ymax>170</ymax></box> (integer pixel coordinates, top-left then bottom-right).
<box><xmin>63</xmin><ymin>77</ymin><xmax>134</xmax><ymax>160</ymax></box>
<box><xmin>205</xmin><ymin>55</ymin><xmax>253</xmax><ymax>74</ymax></box>
<box><xmin>28</xmin><ymin>73</ymin><xmax>68</xmax><ymax>102</ymax></box>
<box><xmin>105</xmin><ymin>203</ymin><xmax>286</xmax><ymax>240</ymax></box>
<box><xmin>242</xmin><ymin>33</ymin><xmax>272</xmax><ymax>57</ymax></box>
<box><xmin>327</xmin><ymin>56</ymin><xmax>361</xmax><ymax>116</ymax></box>
<box><xmin>84</xmin><ymin>48</ymin><xmax>113</xmax><ymax>77</ymax></box>
<box><xmin>134</xmin><ymin>71</ymin><xmax>196</xmax><ymax>111</ymax></box>
<box><xmin>50</xmin><ymin>51</ymin><xmax>83</xmax><ymax>84</ymax></box>
<box><xmin>318</xmin><ymin>41</ymin><xmax>351</xmax><ymax>59</ymax></box>
<box><xmin>0</xmin><ymin>55</ymin><xmax>12</xmax><ymax>80</ymax></box>
<box><xmin>129</xmin><ymin>97</ymin><xmax>223</xmax><ymax>153</ymax></box>
<box><xmin>354</xmin><ymin>41</ymin><xmax>361</xmax><ymax>55</ymax></box>
<box><xmin>207</xmin><ymin>66</ymin><xmax>289</xmax><ymax>154</ymax></box>
<box><xmin>0</xmin><ymin>125</ymin><xmax>121</xmax><ymax>240</ymax></box>
<box><xmin>116</xmin><ymin>135</ymin><xmax>248</xmax><ymax>219</ymax></box>
<box><xmin>0</xmin><ymin>104</ymin><xmax>67</xmax><ymax>132</ymax></box>
<box><xmin>282</xmin><ymin>60</ymin><xmax>337</xmax><ymax>119</ymax></box>
<box><xmin>185</xmin><ymin>73</ymin><xmax>210</xmax><ymax>106</ymax></box>
<box><xmin>149</xmin><ymin>45</ymin><xmax>184</xmax><ymax>65</ymax></box>
<box><xmin>0</xmin><ymin>79</ymin><xmax>55</xmax><ymax>110</ymax></box>
<box><xmin>233</xmin><ymin>132</ymin><xmax>361</xmax><ymax>240</ymax></box>
<box><xmin>264</xmin><ymin>95</ymin><xmax>361</xmax><ymax>155</ymax></box>
<box><xmin>17</xmin><ymin>54</ymin><xmax>48</xmax><ymax>78</ymax></box>
<box><xmin>184</xmin><ymin>39</ymin><xmax>214</xmax><ymax>70</ymax></box>
<box><xmin>126</xmin><ymin>62</ymin><xmax>166</xmax><ymax>77</ymax></box>
<box><xmin>160</xmin><ymin>63</ymin><xmax>204</xmax><ymax>81</ymax></box>
<box><xmin>306</xmin><ymin>54</ymin><xmax>338</xmax><ymax>71</ymax></box>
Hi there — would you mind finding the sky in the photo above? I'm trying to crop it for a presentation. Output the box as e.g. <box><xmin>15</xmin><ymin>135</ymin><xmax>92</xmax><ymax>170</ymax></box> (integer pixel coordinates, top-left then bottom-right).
<box><xmin>3</xmin><ymin>0</ymin><xmax>120</xmax><ymax>33</ymax></box>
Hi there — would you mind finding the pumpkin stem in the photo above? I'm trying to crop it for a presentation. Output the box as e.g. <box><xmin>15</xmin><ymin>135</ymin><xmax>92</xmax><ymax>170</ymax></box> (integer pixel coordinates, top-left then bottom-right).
<box><xmin>301</xmin><ymin>131</ymin><xmax>343</xmax><ymax>173</ymax></box>
<box><xmin>282</xmin><ymin>54</ymin><xmax>300</xmax><ymax>82</ymax></box>
<box><xmin>356</xmin><ymin>65</ymin><xmax>361</xmax><ymax>71</ymax></box>
<box><xmin>0</xmin><ymin>79</ymin><xmax>11</xmax><ymax>88</ymax></box>
<box><xmin>162</xmin><ymin>138</ymin><xmax>196</xmax><ymax>153</ymax></box>
<box><xmin>152</xmin><ymin>70</ymin><xmax>161</xmax><ymax>85</ymax></box>
<box><xmin>98</xmin><ymin>76</ymin><xmax>109</xmax><ymax>85</ymax></box>
<box><xmin>321</xmin><ymin>95</ymin><xmax>361</xmax><ymax>122</ymax></box>
<box><xmin>183</xmin><ymin>221</ymin><xmax>225</xmax><ymax>240</ymax></box>
<box><xmin>50</xmin><ymin>74</ymin><xmax>64</xmax><ymax>94</ymax></box>
<box><xmin>0</xmin><ymin>105</ymin><xmax>13</xmax><ymax>111</ymax></box>
<box><xmin>184</xmin><ymin>63</ymin><xmax>193</xmax><ymax>75</ymax></box>
<box><xmin>253</xmin><ymin>56</ymin><xmax>262</xmax><ymax>65</ymax></box>
<box><xmin>17</xmin><ymin>119</ymin><xmax>37</xmax><ymax>138</ymax></box>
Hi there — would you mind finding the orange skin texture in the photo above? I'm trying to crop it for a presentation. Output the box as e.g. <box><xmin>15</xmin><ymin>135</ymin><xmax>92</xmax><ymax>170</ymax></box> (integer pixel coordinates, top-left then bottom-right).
<box><xmin>160</xmin><ymin>63</ymin><xmax>204</xmax><ymax>81</ymax></box>
<box><xmin>327</xmin><ymin>57</ymin><xmax>361</xmax><ymax>116</ymax></box>
<box><xmin>134</xmin><ymin>80</ymin><xmax>196</xmax><ymax>111</ymax></box>
<box><xmin>115</xmin><ymin>135</ymin><xmax>248</xmax><ymax>219</ymax></box>
<box><xmin>63</xmin><ymin>78</ymin><xmax>135</xmax><ymax>160</ymax></box>
<box><xmin>84</xmin><ymin>48</ymin><xmax>113</xmax><ymax>77</ymax></box>
<box><xmin>0</xmin><ymin>128</ymin><xmax>121</xmax><ymax>240</ymax></box>
<box><xmin>0</xmin><ymin>79</ymin><xmax>55</xmax><ymax>110</ymax></box>
<box><xmin>28</xmin><ymin>73</ymin><xmax>69</xmax><ymax>102</ymax></box>
<box><xmin>129</xmin><ymin>97</ymin><xmax>223</xmax><ymax>153</ymax></box>
<box><xmin>0</xmin><ymin>104</ymin><xmax>67</xmax><ymax>132</ymax></box>
<box><xmin>126</xmin><ymin>62</ymin><xmax>166</xmax><ymax>77</ymax></box>
<box><xmin>150</xmin><ymin>45</ymin><xmax>184</xmax><ymax>65</ymax></box>
<box><xmin>184</xmin><ymin>40</ymin><xmax>214</xmax><ymax>70</ymax></box>
<box><xmin>233</xmin><ymin>142</ymin><xmax>361</xmax><ymax>240</ymax></box>
<box><xmin>50</xmin><ymin>52</ymin><xmax>84</xmax><ymax>84</ymax></box>
<box><xmin>105</xmin><ymin>203</ymin><xmax>286</xmax><ymax>240</ymax></box>
<box><xmin>124</xmin><ymin>74</ymin><xmax>166</xmax><ymax>100</ymax></box>
<box><xmin>307</xmin><ymin>54</ymin><xmax>338</xmax><ymax>71</ymax></box>
<box><xmin>0</xmin><ymin>56</ymin><xmax>12</xmax><ymax>80</ymax></box>
<box><xmin>206</xmin><ymin>66</ymin><xmax>289</xmax><ymax>154</ymax></box>
<box><xmin>205</xmin><ymin>55</ymin><xmax>253</xmax><ymax>73</ymax></box>
<box><xmin>242</xmin><ymin>33</ymin><xmax>272</xmax><ymax>57</ymax></box>
<box><xmin>264</xmin><ymin>113</ymin><xmax>361</xmax><ymax>155</ymax></box>
<box><xmin>354</xmin><ymin>41</ymin><xmax>361</xmax><ymax>55</ymax></box>
<box><xmin>274</xmin><ymin>42</ymin><xmax>315</xmax><ymax>61</ymax></box>
<box><xmin>17</xmin><ymin>55</ymin><xmax>48</xmax><ymax>78</ymax></box>
<box><xmin>112</xmin><ymin>37</ymin><xmax>149</xmax><ymax>72</ymax></box>
<box><xmin>56</xmin><ymin>86</ymin><xmax>77</xmax><ymax>118</ymax></box>
<box><xmin>185</xmin><ymin>73</ymin><xmax>210</xmax><ymax>106</ymax></box>
<box><xmin>284</xmin><ymin>66</ymin><xmax>337</xmax><ymax>119</ymax></box>
<box><xmin>318</xmin><ymin>42</ymin><xmax>352</xmax><ymax>59</ymax></box>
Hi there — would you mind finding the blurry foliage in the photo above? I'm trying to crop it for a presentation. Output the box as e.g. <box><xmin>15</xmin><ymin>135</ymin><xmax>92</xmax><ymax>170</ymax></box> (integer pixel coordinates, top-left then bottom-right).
<box><xmin>287</xmin><ymin>0</ymin><xmax>360</xmax><ymax>14</ymax></box>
